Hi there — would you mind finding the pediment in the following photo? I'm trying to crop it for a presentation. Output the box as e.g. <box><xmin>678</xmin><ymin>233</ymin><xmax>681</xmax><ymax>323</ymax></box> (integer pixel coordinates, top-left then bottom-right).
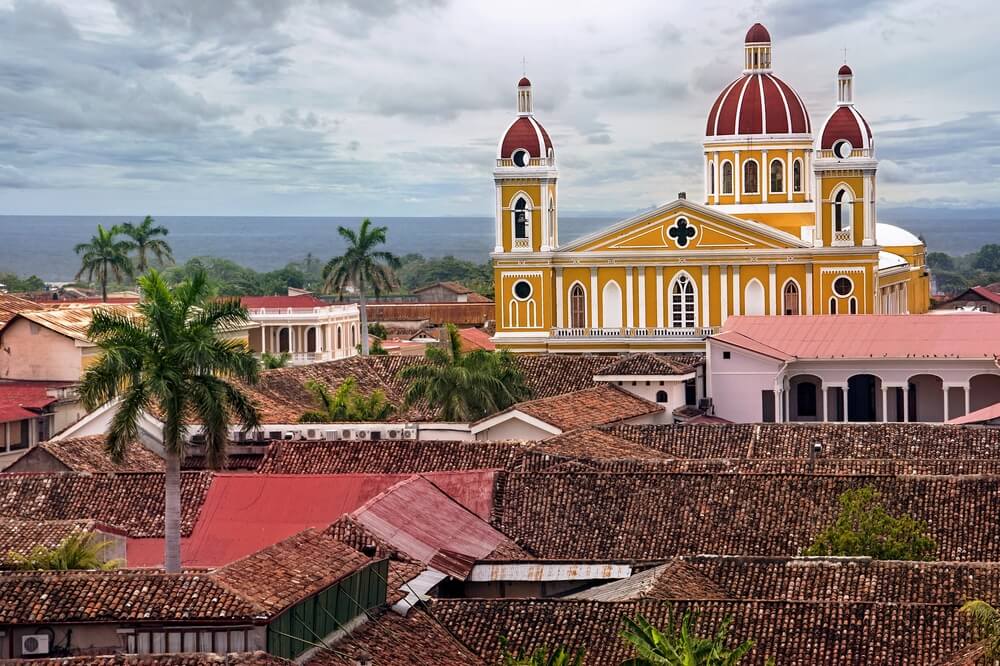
<box><xmin>559</xmin><ymin>200</ymin><xmax>808</xmax><ymax>253</ymax></box>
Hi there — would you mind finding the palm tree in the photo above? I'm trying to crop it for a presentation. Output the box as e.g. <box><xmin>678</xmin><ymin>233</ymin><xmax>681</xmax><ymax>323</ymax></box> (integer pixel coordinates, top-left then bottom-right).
<box><xmin>74</xmin><ymin>224</ymin><xmax>134</xmax><ymax>301</ymax></box>
<box><xmin>261</xmin><ymin>351</ymin><xmax>292</xmax><ymax>369</ymax></box>
<box><xmin>298</xmin><ymin>378</ymin><xmax>393</xmax><ymax>422</ymax></box>
<box><xmin>322</xmin><ymin>219</ymin><xmax>400</xmax><ymax>355</ymax></box>
<box><xmin>120</xmin><ymin>215</ymin><xmax>174</xmax><ymax>273</ymax></box>
<box><xmin>499</xmin><ymin>637</ymin><xmax>585</xmax><ymax>666</ymax></box>
<box><xmin>78</xmin><ymin>270</ymin><xmax>261</xmax><ymax>572</ymax></box>
<box><xmin>399</xmin><ymin>323</ymin><xmax>530</xmax><ymax>421</ymax></box>
<box><xmin>620</xmin><ymin>612</ymin><xmax>756</xmax><ymax>666</ymax></box>
<box><xmin>960</xmin><ymin>600</ymin><xmax>1000</xmax><ymax>659</ymax></box>
<box><xmin>4</xmin><ymin>530</ymin><xmax>122</xmax><ymax>571</ymax></box>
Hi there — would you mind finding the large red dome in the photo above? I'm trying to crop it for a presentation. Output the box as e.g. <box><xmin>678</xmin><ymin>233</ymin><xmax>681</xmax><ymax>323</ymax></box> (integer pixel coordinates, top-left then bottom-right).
<box><xmin>706</xmin><ymin>73</ymin><xmax>811</xmax><ymax>137</ymax></box>
<box><xmin>497</xmin><ymin>116</ymin><xmax>553</xmax><ymax>160</ymax></box>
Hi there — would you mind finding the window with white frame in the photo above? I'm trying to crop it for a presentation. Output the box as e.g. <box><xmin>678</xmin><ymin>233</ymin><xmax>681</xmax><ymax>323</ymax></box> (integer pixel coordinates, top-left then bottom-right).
<box><xmin>569</xmin><ymin>283</ymin><xmax>586</xmax><ymax>329</ymax></box>
<box><xmin>769</xmin><ymin>159</ymin><xmax>784</xmax><ymax>193</ymax></box>
<box><xmin>792</xmin><ymin>159</ymin><xmax>803</xmax><ymax>192</ymax></box>
<box><xmin>670</xmin><ymin>274</ymin><xmax>696</xmax><ymax>328</ymax></box>
<box><xmin>743</xmin><ymin>160</ymin><xmax>759</xmax><ymax>194</ymax></box>
<box><xmin>721</xmin><ymin>161</ymin><xmax>733</xmax><ymax>194</ymax></box>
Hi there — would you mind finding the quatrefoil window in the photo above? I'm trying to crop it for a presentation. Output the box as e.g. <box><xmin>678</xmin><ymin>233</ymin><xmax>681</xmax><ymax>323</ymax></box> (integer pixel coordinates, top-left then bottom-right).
<box><xmin>667</xmin><ymin>218</ymin><xmax>697</xmax><ymax>248</ymax></box>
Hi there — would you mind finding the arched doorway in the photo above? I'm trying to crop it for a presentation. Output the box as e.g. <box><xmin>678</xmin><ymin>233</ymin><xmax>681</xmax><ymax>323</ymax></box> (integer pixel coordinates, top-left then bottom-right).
<box><xmin>602</xmin><ymin>281</ymin><xmax>623</xmax><ymax>329</ymax></box>
<box><xmin>789</xmin><ymin>374</ymin><xmax>822</xmax><ymax>421</ymax></box>
<box><xmin>970</xmin><ymin>374</ymin><xmax>1000</xmax><ymax>412</ymax></box>
<box><xmin>306</xmin><ymin>327</ymin><xmax>317</xmax><ymax>353</ymax></box>
<box><xmin>847</xmin><ymin>374</ymin><xmax>880</xmax><ymax>422</ymax></box>
<box><xmin>744</xmin><ymin>279</ymin><xmax>765</xmax><ymax>316</ymax></box>
<box><xmin>278</xmin><ymin>327</ymin><xmax>291</xmax><ymax>353</ymax></box>
<box><xmin>908</xmin><ymin>374</ymin><xmax>944</xmax><ymax>422</ymax></box>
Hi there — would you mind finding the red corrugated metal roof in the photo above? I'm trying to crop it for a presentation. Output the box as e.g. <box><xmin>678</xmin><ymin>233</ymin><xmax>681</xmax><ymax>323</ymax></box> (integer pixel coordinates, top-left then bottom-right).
<box><xmin>241</xmin><ymin>294</ymin><xmax>328</xmax><ymax>309</ymax></box>
<box><xmin>127</xmin><ymin>470</ymin><xmax>498</xmax><ymax>567</ymax></box>
<box><xmin>0</xmin><ymin>382</ymin><xmax>64</xmax><ymax>423</ymax></box>
<box><xmin>948</xmin><ymin>401</ymin><xmax>1000</xmax><ymax>425</ymax></box>
<box><xmin>459</xmin><ymin>327</ymin><xmax>495</xmax><ymax>351</ymax></box>
<box><xmin>351</xmin><ymin>475</ymin><xmax>516</xmax><ymax>579</ymax></box>
<box><xmin>714</xmin><ymin>315</ymin><xmax>1000</xmax><ymax>360</ymax></box>
<box><xmin>970</xmin><ymin>286</ymin><xmax>1000</xmax><ymax>306</ymax></box>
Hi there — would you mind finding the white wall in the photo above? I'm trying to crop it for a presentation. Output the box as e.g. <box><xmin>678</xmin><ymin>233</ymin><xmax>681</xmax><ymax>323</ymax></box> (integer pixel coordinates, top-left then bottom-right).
<box><xmin>707</xmin><ymin>340</ymin><xmax>783</xmax><ymax>422</ymax></box>
<box><xmin>475</xmin><ymin>417</ymin><xmax>554</xmax><ymax>442</ymax></box>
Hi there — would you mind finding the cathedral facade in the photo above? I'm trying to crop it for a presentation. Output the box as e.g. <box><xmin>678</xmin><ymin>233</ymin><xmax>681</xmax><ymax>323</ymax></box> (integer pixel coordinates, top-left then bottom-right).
<box><xmin>492</xmin><ymin>23</ymin><xmax>930</xmax><ymax>353</ymax></box>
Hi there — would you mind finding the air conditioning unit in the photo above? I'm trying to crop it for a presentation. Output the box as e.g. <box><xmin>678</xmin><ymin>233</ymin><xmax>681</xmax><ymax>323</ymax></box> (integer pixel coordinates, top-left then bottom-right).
<box><xmin>282</xmin><ymin>431</ymin><xmax>295</xmax><ymax>440</ymax></box>
<box><xmin>341</xmin><ymin>429</ymin><xmax>352</xmax><ymax>440</ymax></box>
<box><xmin>324</xmin><ymin>430</ymin><xmax>340</xmax><ymax>441</ymax></box>
<box><xmin>386</xmin><ymin>429</ymin><xmax>400</xmax><ymax>439</ymax></box>
<box><xmin>369</xmin><ymin>430</ymin><xmax>382</xmax><ymax>441</ymax></box>
<box><xmin>306</xmin><ymin>429</ymin><xmax>320</xmax><ymax>440</ymax></box>
<box><xmin>267</xmin><ymin>430</ymin><xmax>283</xmax><ymax>441</ymax></box>
<box><xmin>21</xmin><ymin>635</ymin><xmax>50</xmax><ymax>656</ymax></box>
<box><xmin>698</xmin><ymin>398</ymin><xmax>714</xmax><ymax>412</ymax></box>
<box><xmin>401</xmin><ymin>428</ymin><xmax>417</xmax><ymax>440</ymax></box>
<box><xmin>354</xmin><ymin>430</ymin><xmax>370</xmax><ymax>441</ymax></box>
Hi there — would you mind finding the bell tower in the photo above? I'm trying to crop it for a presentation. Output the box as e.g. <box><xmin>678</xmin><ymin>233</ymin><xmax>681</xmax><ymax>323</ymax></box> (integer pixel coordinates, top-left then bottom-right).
<box><xmin>493</xmin><ymin>77</ymin><xmax>558</xmax><ymax>254</ymax></box>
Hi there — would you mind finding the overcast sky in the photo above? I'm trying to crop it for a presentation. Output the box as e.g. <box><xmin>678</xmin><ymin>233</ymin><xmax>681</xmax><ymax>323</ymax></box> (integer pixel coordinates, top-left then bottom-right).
<box><xmin>0</xmin><ymin>0</ymin><xmax>996</xmax><ymax>217</ymax></box>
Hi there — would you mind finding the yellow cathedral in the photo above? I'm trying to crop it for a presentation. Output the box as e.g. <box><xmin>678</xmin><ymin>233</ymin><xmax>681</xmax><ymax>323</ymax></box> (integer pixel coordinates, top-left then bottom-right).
<box><xmin>492</xmin><ymin>23</ymin><xmax>930</xmax><ymax>353</ymax></box>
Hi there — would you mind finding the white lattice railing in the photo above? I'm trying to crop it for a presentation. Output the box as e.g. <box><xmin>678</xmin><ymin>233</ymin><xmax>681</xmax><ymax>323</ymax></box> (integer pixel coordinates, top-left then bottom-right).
<box><xmin>512</xmin><ymin>238</ymin><xmax>531</xmax><ymax>250</ymax></box>
<box><xmin>832</xmin><ymin>229</ymin><xmax>853</xmax><ymax>246</ymax></box>
<box><xmin>552</xmin><ymin>327</ymin><xmax>717</xmax><ymax>339</ymax></box>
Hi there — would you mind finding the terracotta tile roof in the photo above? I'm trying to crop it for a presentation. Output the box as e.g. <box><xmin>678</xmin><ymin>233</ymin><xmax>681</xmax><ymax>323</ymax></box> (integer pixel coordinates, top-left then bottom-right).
<box><xmin>714</xmin><ymin>314</ymin><xmax>1000</xmax><ymax>359</ymax></box>
<box><xmin>0</xmin><ymin>293</ymin><xmax>42</xmax><ymax>328</ymax></box>
<box><xmin>413</xmin><ymin>281</ymin><xmax>476</xmax><ymax>295</ymax></box>
<box><xmin>458</xmin><ymin>326</ymin><xmax>495</xmax><ymax>351</ymax></box>
<box><xmin>567</xmin><ymin>561</ymin><xmax>727</xmax><ymax>602</ymax></box>
<box><xmin>593</xmin><ymin>353</ymin><xmax>702</xmax><ymax>377</ymax></box>
<box><xmin>256</xmin><ymin>439</ymin><xmax>531</xmax><ymax>475</ymax></box>
<box><xmin>307</xmin><ymin>608</ymin><xmax>484</xmax><ymax>665</ymax></box>
<box><xmin>533</xmin><ymin>428</ymin><xmax>675</xmax><ymax>463</ymax></box>
<box><xmin>0</xmin><ymin>472</ymin><xmax>212</xmax><ymax>538</ymax></box>
<box><xmin>181</xmin><ymin>451</ymin><xmax>265</xmax><ymax>471</ymax></box>
<box><xmin>0</xmin><ymin>570</ymin><xmax>259</xmax><ymax>624</ymax></box>
<box><xmin>0</xmin><ymin>518</ymin><xmax>121</xmax><ymax>561</ymax></box>
<box><xmin>241</xmin><ymin>294</ymin><xmax>329</xmax><ymax>309</ymax></box>
<box><xmin>493</xmin><ymin>472</ymin><xmax>1000</xmax><ymax>560</ymax></box>
<box><xmin>366</xmin><ymin>302</ymin><xmax>494</xmax><ymax>326</ymax></box>
<box><xmin>0</xmin><ymin>653</ymin><xmax>289</xmax><ymax>666</ymax></box>
<box><xmin>432</xmin><ymin>598</ymin><xmax>974</xmax><ymax>665</ymax></box>
<box><xmin>605</xmin><ymin>423</ymin><xmax>1000</xmax><ymax>460</ymax></box>
<box><xmin>28</xmin><ymin>435</ymin><xmax>165</xmax><ymax>472</ymax></box>
<box><xmin>214</xmin><ymin>528</ymin><xmax>372</xmax><ymax>614</ymax></box>
<box><xmin>505</xmin><ymin>385</ymin><xmax>663</xmax><ymax>432</ymax></box>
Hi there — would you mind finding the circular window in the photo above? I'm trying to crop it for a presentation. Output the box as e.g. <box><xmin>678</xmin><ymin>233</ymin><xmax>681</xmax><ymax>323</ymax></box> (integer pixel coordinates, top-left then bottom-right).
<box><xmin>833</xmin><ymin>139</ymin><xmax>853</xmax><ymax>160</ymax></box>
<box><xmin>833</xmin><ymin>277</ymin><xmax>853</xmax><ymax>297</ymax></box>
<box><xmin>513</xmin><ymin>280</ymin><xmax>533</xmax><ymax>300</ymax></box>
<box><xmin>512</xmin><ymin>149</ymin><xmax>529</xmax><ymax>167</ymax></box>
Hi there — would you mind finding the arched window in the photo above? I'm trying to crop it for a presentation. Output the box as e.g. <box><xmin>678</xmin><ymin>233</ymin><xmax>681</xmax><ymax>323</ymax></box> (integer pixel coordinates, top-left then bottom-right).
<box><xmin>783</xmin><ymin>280</ymin><xmax>800</xmax><ymax>315</ymax></box>
<box><xmin>670</xmin><ymin>274</ymin><xmax>696</xmax><ymax>328</ymax></box>
<box><xmin>829</xmin><ymin>298</ymin><xmax>838</xmax><ymax>314</ymax></box>
<box><xmin>849</xmin><ymin>297</ymin><xmax>858</xmax><ymax>314</ymax></box>
<box><xmin>350</xmin><ymin>325</ymin><xmax>356</xmax><ymax>349</ymax></box>
<box><xmin>833</xmin><ymin>188</ymin><xmax>852</xmax><ymax>232</ymax></box>
<box><xmin>743</xmin><ymin>160</ymin><xmax>759</xmax><ymax>194</ymax></box>
<box><xmin>278</xmin><ymin>327</ymin><xmax>291</xmax><ymax>353</ymax></box>
<box><xmin>336</xmin><ymin>326</ymin><xmax>342</xmax><ymax>349</ymax></box>
<box><xmin>655</xmin><ymin>390</ymin><xmax>669</xmax><ymax>403</ymax></box>
<box><xmin>513</xmin><ymin>197</ymin><xmax>529</xmax><ymax>240</ymax></box>
<box><xmin>744</xmin><ymin>279</ymin><xmax>765</xmax><ymax>316</ymax></box>
<box><xmin>769</xmin><ymin>159</ymin><xmax>784</xmax><ymax>193</ymax></box>
<box><xmin>602</xmin><ymin>281</ymin><xmax>623</xmax><ymax>329</ymax></box>
<box><xmin>721</xmin><ymin>161</ymin><xmax>733</xmax><ymax>194</ymax></box>
<box><xmin>569</xmin><ymin>283</ymin><xmax>587</xmax><ymax>329</ymax></box>
<box><xmin>792</xmin><ymin>159</ymin><xmax>803</xmax><ymax>192</ymax></box>
<box><xmin>708</xmin><ymin>161</ymin><xmax>715</xmax><ymax>194</ymax></box>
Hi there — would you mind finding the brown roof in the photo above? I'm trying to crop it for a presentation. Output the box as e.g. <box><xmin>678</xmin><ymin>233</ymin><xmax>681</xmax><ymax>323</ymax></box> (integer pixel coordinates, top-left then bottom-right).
<box><xmin>11</xmin><ymin>304</ymin><xmax>138</xmax><ymax>343</ymax></box>
<box><xmin>366</xmin><ymin>302</ymin><xmax>493</xmax><ymax>326</ymax></box>
<box><xmin>256</xmin><ymin>439</ymin><xmax>532</xmax><ymax>475</ymax></box>
<box><xmin>307</xmin><ymin>608</ymin><xmax>484</xmax><ymax>665</ymax></box>
<box><xmin>413</xmin><ymin>281</ymin><xmax>475</xmax><ymax>295</ymax></box>
<box><xmin>27</xmin><ymin>435</ymin><xmax>165</xmax><ymax>473</ymax></box>
<box><xmin>0</xmin><ymin>570</ymin><xmax>259</xmax><ymax>624</ymax></box>
<box><xmin>593</xmin><ymin>353</ymin><xmax>701</xmax><ymax>376</ymax></box>
<box><xmin>493</xmin><ymin>472</ymin><xmax>1000</xmax><ymax>560</ymax></box>
<box><xmin>432</xmin><ymin>598</ymin><xmax>974</xmax><ymax>665</ymax></box>
<box><xmin>505</xmin><ymin>385</ymin><xmax>663</xmax><ymax>432</ymax></box>
<box><xmin>606</xmin><ymin>422</ymin><xmax>1000</xmax><ymax>460</ymax></box>
<box><xmin>0</xmin><ymin>653</ymin><xmax>289</xmax><ymax>666</ymax></box>
<box><xmin>0</xmin><ymin>472</ymin><xmax>212</xmax><ymax>537</ymax></box>
<box><xmin>534</xmin><ymin>428</ymin><xmax>675</xmax><ymax>463</ymax></box>
<box><xmin>567</xmin><ymin>561</ymin><xmax>727</xmax><ymax>602</ymax></box>
<box><xmin>0</xmin><ymin>293</ymin><xmax>42</xmax><ymax>328</ymax></box>
<box><xmin>214</xmin><ymin>528</ymin><xmax>372</xmax><ymax>614</ymax></box>
<box><xmin>0</xmin><ymin>518</ymin><xmax>122</xmax><ymax>562</ymax></box>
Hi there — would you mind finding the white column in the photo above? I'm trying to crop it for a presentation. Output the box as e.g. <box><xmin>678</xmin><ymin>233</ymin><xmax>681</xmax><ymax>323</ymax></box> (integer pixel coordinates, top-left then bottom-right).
<box><xmin>655</xmin><ymin>267</ymin><xmax>664</xmax><ymax>328</ymax></box>
<box><xmin>943</xmin><ymin>385</ymin><xmax>950</xmax><ymax>422</ymax></box>
<box><xmin>821</xmin><ymin>383</ymin><xmax>829</xmax><ymax>422</ymax></box>
<box><xmin>590</xmin><ymin>268</ymin><xmax>599</xmax><ymax>329</ymax></box>
<box><xmin>720</xmin><ymin>265</ymin><xmax>729</xmax><ymax>325</ymax></box>
<box><xmin>786</xmin><ymin>149</ymin><xmax>793</xmax><ymax>202</ymax></box>
<box><xmin>881</xmin><ymin>386</ymin><xmax>889</xmax><ymax>422</ymax></box>
<box><xmin>555</xmin><ymin>268</ymin><xmax>564</xmax><ymax>329</ymax></box>
<box><xmin>964</xmin><ymin>384</ymin><xmax>971</xmax><ymax>417</ymax></box>
<box><xmin>637</xmin><ymin>268</ymin><xmax>647</xmax><ymax>329</ymax></box>
<box><xmin>805</xmin><ymin>151</ymin><xmax>812</xmax><ymax>201</ymax></box>
<box><xmin>768</xmin><ymin>264</ymin><xmax>777</xmax><ymax>315</ymax></box>
<box><xmin>260</xmin><ymin>325</ymin><xmax>267</xmax><ymax>354</ymax></box>
<box><xmin>494</xmin><ymin>183</ymin><xmax>504</xmax><ymax>253</ymax></box>
<box><xmin>625</xmin><ymin>267</ymin><xmax>634</xmax><ymax>329</ymax></box>
<box><xmin>540</xmin><ymin>182</ymin><xmax>551</xmax><ymax>251</ymax></box>
<box><xmin>732</xmin><ymin>266</ymin><xmax>741</xmax><ymax>314</ymax></box>
<box><xmin>713</xmin><ymin>152</ymin><xmax>720</xmax><ymax>204</ymax></box>
<box><xmin>734</xmin><ymin>150</ymin><xmax>741</xmax><ymax>204</ymax></box>
<box><xmin>703</xmin><ymin>152</ymin><xmax>709</xmax><ymax>204</ymax></box>
<box><xmin>862</xmin><ymin>175</ymin><xmax>874</xmax><ymax>246</ymax></box>
<box><xmin>840</xmin><ymin>386</ymin><xmax>848</xmax><ymax>422</ymax></box>
<box><xmin>805</xmin><ymin>269</ymin><xmax>814</xmax><ymax>314</ymax></box>
<box><xmin>774</xmin><ymin>387</ymin><xmax>783</xmax><ymax>422</ymax></box>
<box><xmin>701</xmin><ymin>267</ymin><xmax>710</xmax><ymax>328</ymax></box>
<box><xmin>903</xmin><ymin>385</ymin><xmax>910</xmax><ymax>422</ymax></box>
<box><xmin>761</xmin><ymin>149</ymin><xmax>769</xmax><ymax>203</ymax></box>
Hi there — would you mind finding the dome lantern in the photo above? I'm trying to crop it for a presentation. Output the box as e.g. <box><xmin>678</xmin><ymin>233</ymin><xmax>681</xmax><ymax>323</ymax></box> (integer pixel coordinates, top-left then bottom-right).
<box><xmin>838</xmin><ymin>64</ymin><xmax>854</xmax><ymax>105</ymax></box>
<box><xmin>744</xmin><ymin>22</ymin><xmax>772</xmax><ymax>73</ymax></box>
<box><xmin>517</xmin><ymin>77</ymin><xmax>532</xmax><ymax>115</ymax></box>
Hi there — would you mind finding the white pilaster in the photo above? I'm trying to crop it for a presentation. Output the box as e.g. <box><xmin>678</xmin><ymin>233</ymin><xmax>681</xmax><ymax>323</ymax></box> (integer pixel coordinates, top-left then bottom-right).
<box><xmin>734</xmin><ymin>150</ymin><xmax>741</xmax><ymax>204</ymax></box>
<box><xmin>720</xmin><ymin>265</ymin><xmax>729</xmax><ymax>324</ymax></box>
<box><xmin>862</xmin><ymin>175</ymin><xmax>874</xmax><ymax>246</ymax></box>
<box><xmin>881</xmin><ymin>386</ymin><xmax>888</xmax><ymax>422</ymax></box>
<box><xmin>494</xmin><ymin>182</ymin><xmax>504</xmax><ymax>253</ymax></box>
<box><xmin>761</xmin><ymin>149</ymin><xmax>769</xmax><ymax>203</ymax></box>
<box><xmin>703</xmin><ymin>152</ymin><xmax>709</xmax><ymax>204</ymax></box>
<box><xmin>768</xmin><ymin>264</ymin><xmax>777</xmax><ymax>315</ymax></box>
<box><xmin>805</xmin><ymin>269</ymin><xmax>814</xmax><ymax>314</ymax></box>
<box><xmin>821</xmin><ymin>384</ymin><xmax>829</xmax><ymax>422</ymax></box>
<box><xmin>713</xmin><ymin>152</ymin><xmax>720</xmax><ymax>204</ymax></box>
<box><xmin>555</xmin><ymin>267</ymin><xmax>564</xmax><ymax>328</ymax></box>
<box><xmin>903</xmin><ymin>385</ymin><xmax>910</xmax><ymax>422</ymax></box>
<box><xmin>625</xmin><ymin>267</ymin><xmax>634</xmax><ymax>329</ymax></box>
<box><xmin>840</xmin><ymin>386</ymin><xmax>848</xmax><ymax>422</ymax></box>
<box><xmin>637</xmin><ymin>268</ymin><xmax>647</xmax><ymax>329</ymax></box>
<box><xmin>786</xmin><ymin>149</ymin><xmax>793</xmax><ymax>202</ymax></box>
<box><xmin>733</xmin><ymin>266</ymin><xmax>741</xmax><ymax>315</ymax></box>
<box><xmin>701</xmin><ymin>267</ymin><xmax>710</xmax><ymax>328</ymax></box>
<box><xmin>540</xmin><ymin>181</ymin><xmax>552</xmax><ymax>251</ymax></box>
<box><xmin>655</xmin><ymin>267</ymin><xmax>664</xmax><ymax>328</ymax></box>
<box><xmin>943</xmin><ymin>385</ymin><xmax>950</xmax><ymax>422</ymax></box>
<box><xmin>590</xmin><ymin>267</ymin><xmax>599</xmax><ymax>329</ymax></box>
<box><xmin>964</xmin><ymin>384</ymin><xmax>971</xmax><ymax>417</ymax></box>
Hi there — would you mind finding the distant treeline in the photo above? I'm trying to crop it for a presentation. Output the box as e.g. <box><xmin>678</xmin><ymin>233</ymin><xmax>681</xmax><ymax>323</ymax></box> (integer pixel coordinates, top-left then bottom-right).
<box><xmin>929</xmin><ymin>244</ymin><xmax>1000</xmax><ymax>295</ymax></box>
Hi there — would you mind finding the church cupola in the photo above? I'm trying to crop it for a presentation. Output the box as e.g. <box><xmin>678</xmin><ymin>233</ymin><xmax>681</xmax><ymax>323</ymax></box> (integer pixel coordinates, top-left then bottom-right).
<box><xmin>517</xmin><ymin>77</ymin><xmax>532</xmax><ymax>115</ymax></box>
<box><xmin>744</xmin><ymin>23</ymin><xmax>772</xmax><ymax>73</ymax></box>
<box><xmin>837</xmin><ymin>64</ymin><xmax>854</xmax><ymax>104</ymax></box>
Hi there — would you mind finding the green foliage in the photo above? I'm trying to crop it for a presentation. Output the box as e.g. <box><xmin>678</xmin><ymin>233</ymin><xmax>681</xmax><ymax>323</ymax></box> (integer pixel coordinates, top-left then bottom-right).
<box><xmin>926</xmin><ymin>251</ymin><xmax>954</xmax><ymax>271</ymax></box>
<box><xmin>804</xmin><ymin>486</ymin><xmax>937</xmax><ymax>560</ymax></box>
<box><xmin>619</xmin><ymin>612</ymin><xmax>755</xmax><ymax>666</ymax></box>
<box><xmin>358</xmin><ymin>337</ymin><xmax>389</xmax><ymax>356</ymax></box>
<box><xmin>261</xmin><ymin>351</ymin><xmax>292</xmax><ymax>369</ymax></box>
<box><xmin>162</xmin><ymin>256</ymin><xmax>314</xmax><ymax>297</ymax></box>
<box><xmin>298</xmin><ymin>377</ymin><xmax>394</xmax><ymax>422</ymax></box>
<box><xmin>959</xmin><ymin>599</ymin><xmax>1000</xmax><ymax>659</ymax></box>
<box><xmin>0</xmin><ymin>272</ymin><xmax>46</xmax><ymax>293</ymax></box>
<box><xmin>972</xmin><ymin>244</ymin><xmax>1000</xmax><ymax>273</ymax></box>
<box><xmin>3</xmin><ymin>530</ymin><xmax>121</xmax><ymax>571</ymax></box>
<box><xmin>396</xmin><ymin>253</ymin><xmax>494</xmax><ymax>298</ymax></box>
<box><xmin>398</xmin><ymin>323</ymin><xmax>530</xmax><ymax>421</ymax></box>
<box><xmin>499</xmin><ymin>637</ymin><xmax>585</xmax><ymax>666</ymax></box>
<box><xmin>74</xmin><ymin>224</ymin><xmax>134</xmax><ymax>301</ymax></box>
<box><xmin>368</xmin><ymin>321</ymin><xmax>389</xmax><ymax>340</ymax></box>
<box><xmin>119</xmin><ymin>215</ymin><xmax>173</xmax><ymax>273</ymax></box>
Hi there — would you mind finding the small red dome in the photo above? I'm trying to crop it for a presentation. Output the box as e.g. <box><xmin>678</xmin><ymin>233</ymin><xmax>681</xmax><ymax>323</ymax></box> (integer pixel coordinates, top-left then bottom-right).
<box><xmin>819</xmin><ymin>105</ymin><xmax>873</xmax><ymax>150</ymax></box>
<box><xmin>838</xmin><ymin>64</ymin><xmax>853</xmax><ymax>76</ymax></box>
<box><xmin>745</xmin><ymin>23</ymin><xmax>771</xmax><ymax>43</ymax></box>
<box><xmin>498</xmin><ymin>116</ymin><xmax>553</xmax><ymax>160</ymax></box>
<box><xmin>706</xmin><ymin>73</ymin><xmax>811</xmax><ymax>136</ymax></box>
<box><xmin>518</xmin><ymin>77</ymin><xmax>531</xmax><ymax>87</ymax></box>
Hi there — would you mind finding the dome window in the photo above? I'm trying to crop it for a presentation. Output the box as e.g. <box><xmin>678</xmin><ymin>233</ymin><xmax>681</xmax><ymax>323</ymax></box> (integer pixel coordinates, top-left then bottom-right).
<box><xmin>769</xmin><ymin>159</ymin><xmax>784</xmax><ymax>194</ymax></box>
<box><xmin>792</xmin><ymin>159</ymin><xmax>803</xmax><ymax>193</ymax></box>
<box><xmin>512</xmin><ymin>149</ymin><xmax>530</xmax><ymax>167</ymax></box>
<box><xmin>721</xmin><ymin>161</ymin><xmax>734</xmax><ymax>194</ymax></box>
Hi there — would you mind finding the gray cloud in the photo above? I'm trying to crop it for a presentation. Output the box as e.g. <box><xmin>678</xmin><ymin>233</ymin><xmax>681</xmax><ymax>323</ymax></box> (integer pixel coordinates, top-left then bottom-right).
<box><xmin>760</xmin><ymin>0</ymin><xmax>900</xmax><ymax>38</ymax></box>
